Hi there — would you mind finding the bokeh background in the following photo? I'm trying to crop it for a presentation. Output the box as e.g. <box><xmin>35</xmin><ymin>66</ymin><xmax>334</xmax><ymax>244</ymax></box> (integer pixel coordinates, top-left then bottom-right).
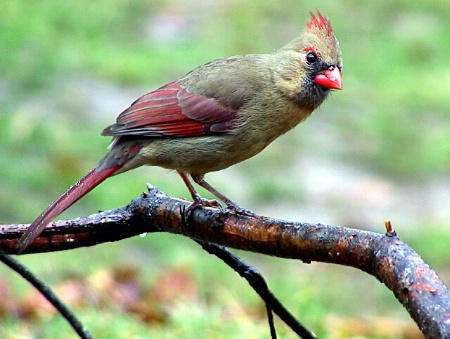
<box><xmin>1</xmin><ymin>1</ymin><xmax>448</xmax><ymax>337</ymax></box>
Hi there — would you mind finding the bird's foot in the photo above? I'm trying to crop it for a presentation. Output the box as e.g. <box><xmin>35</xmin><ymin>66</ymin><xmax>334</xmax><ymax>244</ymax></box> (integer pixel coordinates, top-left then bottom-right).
<box><xmin>184</xmin><ymin>193</ymin><xmax>256</xmax><ymax>218</ymax></box>
<box><xmin>181</xmin><ymin>195</ymin><xmax>220</xmax><ymax>226</ymax></box>
<box><xmin>225</xmin><ymin>201</ymin><xmax>257</xmax><ymax>217</ymax></box>
<box><xmin>187</xmin><ymin>194</ymin><xmax>221</xmax><ymax>212</ymax></box>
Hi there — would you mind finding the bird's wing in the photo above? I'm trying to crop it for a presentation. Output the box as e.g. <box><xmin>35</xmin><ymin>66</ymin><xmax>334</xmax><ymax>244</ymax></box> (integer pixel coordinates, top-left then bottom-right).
<box><xmin>102</xmin><ymin>81</ymin><xmax>240</xmax><ymax>138</ymax></box>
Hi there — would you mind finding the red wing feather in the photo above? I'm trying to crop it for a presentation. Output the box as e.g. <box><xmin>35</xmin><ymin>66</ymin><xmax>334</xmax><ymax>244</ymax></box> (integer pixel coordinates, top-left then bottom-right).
<box><xmin>102</xmin><ymin>81</ymin><xmax>238</xmax><ymax>138</ymax></box>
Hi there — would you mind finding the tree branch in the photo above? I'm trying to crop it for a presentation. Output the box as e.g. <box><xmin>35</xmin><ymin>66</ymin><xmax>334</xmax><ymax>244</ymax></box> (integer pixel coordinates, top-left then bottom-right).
<box><xmin>1</xmin><ymin>185</ymin><xmax>449</xmax><ymax>337</ymax></box>
<box><xmin>0</xmin><ymin>253</ymin><xmax>93</xmax><ymax>339</ymax></box>
<box><xmin>195</xmin><ymin>240</ymin><xmax>316</xmax><ymax>339</ymax></box>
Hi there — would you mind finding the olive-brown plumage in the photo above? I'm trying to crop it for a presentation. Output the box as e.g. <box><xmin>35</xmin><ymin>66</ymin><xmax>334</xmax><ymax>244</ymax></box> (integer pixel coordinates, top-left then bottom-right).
<box><xmin>18</xmin><ymin>10</ymin><xmax>343</xmax><ymax>252</ymax></box>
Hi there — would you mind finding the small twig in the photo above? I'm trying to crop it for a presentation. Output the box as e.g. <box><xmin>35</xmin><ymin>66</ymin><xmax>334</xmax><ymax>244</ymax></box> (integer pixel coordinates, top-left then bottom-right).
<box><xmin>384</xmin><ymin>220</ymin><xmax>397</xmax><ymax>237</ymax></box>
<box><xmin>195</xmin><ymin>240</ymin><xmax>317</xmax><ymax>339</ymax></box>
<box><xmin>266</xmin><ymin>303</ymin><xmax>277</xmax><ymax>339</ymax></box>
<box><xmin>0</xmin><ymin>253</ymin><xmax>92</xmax><ymax>339</ymax></box>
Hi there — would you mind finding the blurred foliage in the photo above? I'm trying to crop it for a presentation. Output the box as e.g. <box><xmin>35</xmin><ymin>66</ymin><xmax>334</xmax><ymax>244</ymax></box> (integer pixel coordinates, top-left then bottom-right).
<box><xmin>0</xmin><ymin>0</ymin><xmax>448</xmax><ymax>337</ymax></box>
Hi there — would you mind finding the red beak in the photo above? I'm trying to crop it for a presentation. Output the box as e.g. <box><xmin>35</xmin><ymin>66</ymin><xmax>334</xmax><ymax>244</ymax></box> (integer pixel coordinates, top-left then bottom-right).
<box><xmin>314</xmin><ymin>67</ymin><xmax>343</xmax><ymax>90</ymax></box>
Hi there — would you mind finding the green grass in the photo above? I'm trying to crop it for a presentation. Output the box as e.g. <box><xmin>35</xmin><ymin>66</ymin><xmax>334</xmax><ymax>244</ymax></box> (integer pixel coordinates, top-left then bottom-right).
<box><xmin>0</xmin><ymin>0</ymin><xmax>448</xmax><ymax>337</ymax></box>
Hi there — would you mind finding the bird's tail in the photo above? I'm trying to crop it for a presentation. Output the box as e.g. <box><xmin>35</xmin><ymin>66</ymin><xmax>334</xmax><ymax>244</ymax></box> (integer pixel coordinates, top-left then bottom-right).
<box><xmin>17</xmin><ymin>139</ymin><xmax>145</xmax><ymax>253</ymax></box>
<box><xmin>17</xmin><ymin>162</ymin><xmax>122</xmax><ymax>253</ymax></box>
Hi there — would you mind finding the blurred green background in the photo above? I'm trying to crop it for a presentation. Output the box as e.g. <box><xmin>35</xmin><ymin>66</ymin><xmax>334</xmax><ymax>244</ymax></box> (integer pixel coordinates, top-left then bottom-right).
<box><xmin>0</xmin><ymin>0</ymin><xmax>449</xmax><ymax>337</ymax></box>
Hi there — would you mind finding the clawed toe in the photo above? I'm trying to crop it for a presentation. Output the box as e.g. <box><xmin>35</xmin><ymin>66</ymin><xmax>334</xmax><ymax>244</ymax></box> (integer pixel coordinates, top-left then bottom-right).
<box><xmin>187</xmin><ymin>195</ymin><xmax>221</xmax><ymax>212</ymax></box>
<box><xmin>225</xmin><ymin>202</ymin><xmax>257</xmax><ymax>217</ymax></box>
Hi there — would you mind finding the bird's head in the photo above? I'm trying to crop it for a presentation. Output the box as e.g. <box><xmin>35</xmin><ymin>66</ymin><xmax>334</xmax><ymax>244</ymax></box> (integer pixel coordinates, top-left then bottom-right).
<box><xmin>277</xmin><ymin>10</ymin><xmax>343</xmax><ymax>109</ymax></box>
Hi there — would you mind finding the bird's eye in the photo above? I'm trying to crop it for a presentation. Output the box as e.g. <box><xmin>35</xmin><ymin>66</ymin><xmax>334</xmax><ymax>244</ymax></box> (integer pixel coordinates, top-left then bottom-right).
<box><xmin>306</xmin><ymin>52</ymin><xmax>317</xmax><ymax>64</ymax></box>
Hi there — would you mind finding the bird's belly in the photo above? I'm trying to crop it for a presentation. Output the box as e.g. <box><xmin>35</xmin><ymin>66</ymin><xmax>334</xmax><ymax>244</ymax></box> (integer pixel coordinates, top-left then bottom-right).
<box><xmin>140</xmin><ymin>134</ymin><xmax>268</xmax><ymax>175</ymax></box>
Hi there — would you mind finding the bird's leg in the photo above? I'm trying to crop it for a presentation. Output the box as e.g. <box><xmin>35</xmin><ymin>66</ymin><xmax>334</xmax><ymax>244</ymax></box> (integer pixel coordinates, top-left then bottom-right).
<box><xmin>178</xmin><ymin>171</ymin><xmax>220</xmax><ymax>211</ymax></box>
<box><xmin>191</xmin><ymin>174</ymin><xmax>256</xmax><ymax>216</ymax></box>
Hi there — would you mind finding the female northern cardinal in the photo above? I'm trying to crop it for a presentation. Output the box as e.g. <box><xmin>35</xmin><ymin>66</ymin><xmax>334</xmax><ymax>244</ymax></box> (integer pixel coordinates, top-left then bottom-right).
<box><xmin>18</xmin><ymin>11</ymin><xmax>342</xmax><ymax>252</ymax></box>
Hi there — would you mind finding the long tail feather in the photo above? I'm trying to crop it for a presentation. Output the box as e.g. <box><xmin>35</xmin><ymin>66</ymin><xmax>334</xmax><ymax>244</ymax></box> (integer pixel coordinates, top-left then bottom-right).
<box><xmin>17</xmin><ymin>164</ymin><xmax>121</xmax><ymax>253</ymax></box>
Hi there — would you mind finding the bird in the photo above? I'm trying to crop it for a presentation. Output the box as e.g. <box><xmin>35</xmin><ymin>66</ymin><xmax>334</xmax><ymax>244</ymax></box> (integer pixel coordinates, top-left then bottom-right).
<box><xmin>17</xmin><ymin>10</ymin><xmax>342</xmax><ymax>252</ymax></box>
